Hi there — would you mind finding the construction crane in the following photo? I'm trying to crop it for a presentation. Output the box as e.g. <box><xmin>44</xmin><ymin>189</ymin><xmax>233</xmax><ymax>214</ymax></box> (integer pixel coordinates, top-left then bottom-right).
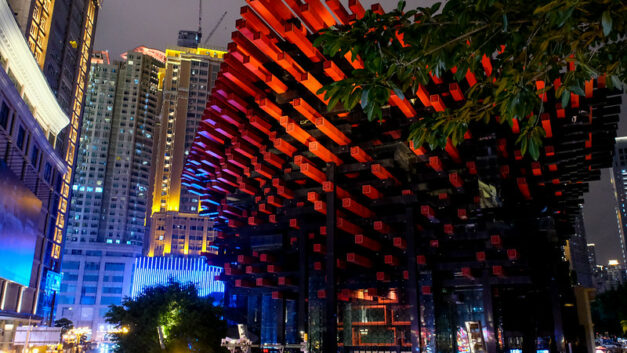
<box><xmin>202</xmin><ymin>10</ymin><xmax>228</xmax><ymax>47</ymax></box>
<box><xmin>198</xmin><ymin>0</ymin><xmax>202</xmax><ymax>34</ymax></box>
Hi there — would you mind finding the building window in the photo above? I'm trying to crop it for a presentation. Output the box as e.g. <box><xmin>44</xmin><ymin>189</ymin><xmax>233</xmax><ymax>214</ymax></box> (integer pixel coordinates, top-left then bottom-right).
<box><xmin>102</xmin><ymin>287</ymin><xmax>123</xmax><ymax>294</ymax></box>
<box><xmin>83</xmin><ymin>275</ymin><xmax>99</xmax><ymax>282</ymax></box>
<box><xmin>62</xmin><ymin>261</ymin><xmax>80</xmax><ymax>270</ymax></box>
<box><xmin>84</xmin><ymin>262</ymin><xmax>99</xmax><ymax>271</ymax></box>
<box><xmin>100</xmin><ymin>296</ymin><xmax>122</xmax><ymax>305</ymax></box>
<box><xmin>58</xmin><ymin>295</ymin><xmax>75</xmax><ymax>305</ymax></box>
<box><xmin>80</xmin><ymin>296</ymin><xmax>96</xmax><ymax>305</ymax></box>
<box><xmin>17</xmin><ymin>125</ymin><xmax>26</xmax><ymax>150</ymax></box>
<box><xmin>104</xmin><ymin>263</ymin><xmax>125</xmax><ymax>271</ymax></box>
<box><xmin>0</xmin><ymin>101</ymin><xmax>9</xmax><ymax>128</ymax></box>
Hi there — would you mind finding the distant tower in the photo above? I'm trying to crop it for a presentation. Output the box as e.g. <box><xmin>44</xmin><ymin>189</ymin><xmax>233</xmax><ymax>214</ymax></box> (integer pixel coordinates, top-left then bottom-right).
<box><xmin>58</xmin><ymin>48</ymin><xmax>164</xmax><ymax>343</ymax></box>
<box><xmin>147</xmin><ymin>46</ymin><xmax>224</xmax><ymax>257</ymax></box>
<box><xmin>611</xmin><ymin>137</ymin><xmax>627</xmax><ymax>264</ymax></box>
<box><xmin>587</xmin><ymin>243</ymin><xmax>598</xmax><ymax>269</ymax></box>
<box><xmin>567</xmin><ymin>210</ymin><xmax>594</xmax><ymax>287</ymax></box>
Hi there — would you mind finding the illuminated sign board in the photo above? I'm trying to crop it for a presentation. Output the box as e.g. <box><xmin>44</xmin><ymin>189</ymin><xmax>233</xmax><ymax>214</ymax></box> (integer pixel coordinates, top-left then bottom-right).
<box><xmin>0</xmin><ymin>161</ymin><xmax>41</xmax><ymax>286</ymax></box>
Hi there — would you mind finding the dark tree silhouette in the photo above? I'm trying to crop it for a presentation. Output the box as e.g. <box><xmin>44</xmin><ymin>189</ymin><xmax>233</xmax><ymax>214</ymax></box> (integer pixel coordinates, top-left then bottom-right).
<box><xmin>105</xmin><ymin>282</ymin><xmax>227</xmax><ymax>353</ymax></box>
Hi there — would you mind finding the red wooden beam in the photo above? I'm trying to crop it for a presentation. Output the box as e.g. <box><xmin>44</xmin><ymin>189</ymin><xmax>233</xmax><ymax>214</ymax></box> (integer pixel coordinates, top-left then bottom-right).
<box><xmin>354</xmin><ymin>234</ymin><xmax>381</xmax><ymax>251</ymax></box>
<box><xmin>347</xmin><ymin>253</ymin><xmax>372</xmax><ymax>268</ymax></box>
<box><xmin>362</xmin><ymin>184</ymin><xmax>382</xmax><ymax>199</ymax></box>
<box><xmin>341</xmin><ymin>198</ymin><xmax>374</xmax><ymax>218</ymax></box>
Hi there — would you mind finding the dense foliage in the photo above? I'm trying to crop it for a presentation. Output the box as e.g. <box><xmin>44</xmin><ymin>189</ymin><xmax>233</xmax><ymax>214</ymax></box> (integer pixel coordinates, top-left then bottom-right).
<box><xmin>314</xmin><ymin>0</ymin><xmax>626</xmax><ymax>159</ymax></box>
<box><xmin>54</xmin><ymin>318</ymin><xmax>74</xmax><ymax>334</ymax></box>
<box><xmin>592</xmin><ymin>285</ymin><xmax>627</xmax><ymax>335</ymax></box>
<box><xmin>105</xmin><ymin>282</ymin><xmax>227</xmax><ymax>353</ymax></box>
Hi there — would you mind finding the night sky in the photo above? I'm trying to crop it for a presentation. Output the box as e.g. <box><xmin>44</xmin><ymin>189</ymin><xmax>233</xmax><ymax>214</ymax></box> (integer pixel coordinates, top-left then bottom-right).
<box><xmin>93</xmin><ymin>0</ymin><xmax>627</xmax><ymax>266</ymax></box>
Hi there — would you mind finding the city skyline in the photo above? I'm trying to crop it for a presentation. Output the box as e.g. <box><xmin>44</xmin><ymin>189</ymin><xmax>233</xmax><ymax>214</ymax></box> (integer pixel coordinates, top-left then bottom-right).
<box><xmin>0</xmin><ymin>0</ymin><xmax>624</xmax><ymax>351</ymax></box>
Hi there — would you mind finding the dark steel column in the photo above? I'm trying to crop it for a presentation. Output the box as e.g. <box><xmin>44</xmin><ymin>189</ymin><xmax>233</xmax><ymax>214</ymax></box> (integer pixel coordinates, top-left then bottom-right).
<box><xmin>298</xmin><ymin>228</ymin><xmax>308</xmax><ymax>334</ymax></box>
<box><xmin>405</xmin><ymin>206</ymin><xmax>422</xmax><ymax>353</ymax></box>
<box><xmin>550</xmin><ymin>277</ymin><xmax>566</xmax><ymax>353</ymax></box>
<box><xmin>482</xmin><ymin>275</ymin><xmax>496</xmax><ymax>353</ymax></box>
<box><xmin>324</xmin><ymin>163</ymin><xmax>337</xmax><ymax>353</ymax></box>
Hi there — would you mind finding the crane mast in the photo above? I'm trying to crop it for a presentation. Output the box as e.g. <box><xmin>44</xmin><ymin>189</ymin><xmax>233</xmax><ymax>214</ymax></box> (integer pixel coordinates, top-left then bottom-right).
<box><xmin>202</xmin><ymin>10</ymin><xmax>227</xmax><ymax>47</ymax></box>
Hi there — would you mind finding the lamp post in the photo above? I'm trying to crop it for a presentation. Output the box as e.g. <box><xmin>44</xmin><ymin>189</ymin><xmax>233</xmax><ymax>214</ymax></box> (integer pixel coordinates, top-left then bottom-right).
<box><xmin>62</xmin><ymin>327</ymin><xmax>91</xmax><ymax>353</ymax></box>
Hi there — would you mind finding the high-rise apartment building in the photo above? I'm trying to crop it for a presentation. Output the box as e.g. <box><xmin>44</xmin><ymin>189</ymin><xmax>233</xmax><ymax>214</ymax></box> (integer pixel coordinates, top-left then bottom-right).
<box><xmin>66</xmin><ymin>47</ymin><xmax>164</xmax><ymax>246</ymax></box>
<box><xmin>58</xmin><ymin>48</ymin><xmax>164</xmax><ymax>344</ymax></box>
<box><xmin>147</xmin><ymin>47</ymin><xmax>223</xmax><ymax>257</ymax></box>
<box><xmin>98</xmin><ymin>47</ymin><xmax>163</xmax><ymax>245</ymax></box>
<box><xmin>7</xmin><ymin>0</ymin><xmax>100</xmax><ymax>320</ymax></box>
<box><xmin>67</xmin><ymin>51</ymin><xmax>117</xmax><ymax>244</ymax></box>
<box><xmin>587</xmin><ymin>243</ymin><xmax>598</xmax><ymax>269</ymax></box>
<box><xmin>566</xmin><ymin>210</ymin><xmax>594</xmax><ymax>288</ymax></box>
<box><xmin>0</xmin><ymin>0</ymin><xmax>70</xmax><ymax>347</ymax></box>
<box><xmin>611</xmin><ymin>137</ymin><xmax>627</xmax><ymax>264</ymax></box>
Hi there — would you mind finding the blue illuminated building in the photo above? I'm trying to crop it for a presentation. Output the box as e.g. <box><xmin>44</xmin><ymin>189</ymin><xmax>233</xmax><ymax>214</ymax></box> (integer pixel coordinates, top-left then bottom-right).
<box><xmin>0</xmin><ymin>0</ymin><xmax>72</xmax><ymax>349</ymax></box>
<box><xmin>131</xmin><ymin>257</ymin><xmax>224</xmax><ymax>298</ymax></box>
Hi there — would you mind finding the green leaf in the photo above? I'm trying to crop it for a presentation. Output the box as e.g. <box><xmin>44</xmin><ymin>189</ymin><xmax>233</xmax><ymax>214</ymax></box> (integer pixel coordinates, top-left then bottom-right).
<box><xmin>430</xmin><ymin>2</ymin><xmax>441</xmax><ymax>13</ymax></box>
<box><xmin>520</xmin><ymin>136</ymin><xmax>528</xmax><ymax>156</ymax></box>
<box><xmin>610</xmin><ymin>75</ymin><xmax>623</xmax><ymax>90</ymax></box>
<box><xmin>568</xmin><ymin>84</ymin><xmax>585</xmax><ymax>96</ymax></box>
<box><xmin>528</xmin><ymin>136</ymin><xmax>540</xmax><ymax>160</ymax></box>
<box><xmin>502</xmin><ymin>13</ymin><xmax>508</xmax><ymax>32</ymax></box>
<box><xmin>397</xmin><ymin>0</ymin><xmax>406</xmax><ymax>11</ymax></box>
<box><xmin>360</xmin><ymin>89</ymin><xmax>369</xmax><ymax>110</ymax></box>
<box><xmin>602</xmin><ymin>11</ymin><xmax>612</xmax><ymax>36</ymax></box>
<box><xmin>393</xmin><ymin>87</ymin><xmax>405</xmax><ymax>100</ymax></box>
<box><xmin>561</xmin><ymin>89</ymin><xmax>570</xmax><ymax>108</ymax></box>
<box><xmin>557</xmin><ymin>7</ymin><xmax>574</xmax><ymax>27</ymax></box>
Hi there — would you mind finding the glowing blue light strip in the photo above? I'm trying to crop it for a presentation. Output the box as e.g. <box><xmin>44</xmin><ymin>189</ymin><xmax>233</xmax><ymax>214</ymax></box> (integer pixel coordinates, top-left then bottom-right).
<box><xmin>131</xmin><ymin>257</ymin><xmax>224</xmax><ymax>298</ymax></box>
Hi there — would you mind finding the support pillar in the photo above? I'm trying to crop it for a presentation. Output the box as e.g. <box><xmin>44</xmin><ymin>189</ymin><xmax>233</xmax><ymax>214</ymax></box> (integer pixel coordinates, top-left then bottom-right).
<box><xmin>298</xmin><ymin>228</ymin><xmax>308</xmax><ymax>334</ymax></box>
<box><xmin>405</xmin><ymin>207</ymin><xmax>422</xmax><ymax>352</ymax></box>
<box><xmin>482</xmin><ymin>275</ymin><xmax>496</xmax><ymax>353</ymax></box>
<box><xmin>550</xmin><ymin>277</ymin><xmax>566</xmax><ymax>353</ymax></box>
<box><xmin>324</xmin><ymin>163</ymin><xmax>337</xmax><ymax>353</ymax></box>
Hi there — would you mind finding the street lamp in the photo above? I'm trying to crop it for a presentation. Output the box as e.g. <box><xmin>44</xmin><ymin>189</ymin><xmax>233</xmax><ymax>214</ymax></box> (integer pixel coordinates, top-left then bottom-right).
<box><xmin>62</xmin><ymin>327</ymin><xmax>92</xmax><ymax>353</ymax></box>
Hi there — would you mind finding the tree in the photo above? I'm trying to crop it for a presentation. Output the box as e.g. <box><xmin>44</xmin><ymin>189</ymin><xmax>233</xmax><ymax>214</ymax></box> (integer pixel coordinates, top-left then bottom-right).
<box><xmin>105</xmin><ymin>282</ymin><xmax>227</xmax><ymax>353</ymax></box>
<box><xmin>54</xmin><ymin>318</ymin><xmax>74</xmax><ymax>335</ymax></box>
<box><xmin>592</xmin><ymin>285</ymin><xmax>627</xmax><ymax>336</ymax></box>
<box><xmin>314</xmin><ymin>0</ymin><xmax>625</xmax><ymax>159</ymax></box>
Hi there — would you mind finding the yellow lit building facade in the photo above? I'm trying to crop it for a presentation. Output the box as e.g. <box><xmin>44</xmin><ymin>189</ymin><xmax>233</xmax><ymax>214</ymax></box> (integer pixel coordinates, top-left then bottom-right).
<box><xmin>148</xmin><ymin>47</ymin><xmax>224</xmax><ymax>257</ymax></box>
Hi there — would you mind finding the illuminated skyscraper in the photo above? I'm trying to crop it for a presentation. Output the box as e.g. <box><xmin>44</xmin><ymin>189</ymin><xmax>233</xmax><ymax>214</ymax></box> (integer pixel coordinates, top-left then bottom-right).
<box><xmin>611</xmin><ymin>137</ymin><xmax>627</xmax><ymax>264</ymax></box>
<box><xmin>0</xmin><ymin>0</ymin><xmax>70</xmax><ymax>344</ymax></box>
<box><xmin>67</xmin><ymin>48</ymin><xmax>164</xmax><ymax>246</ymax></box>
<box><xmin>7</xmin><ymin>0</ymin><xmax>100</xmax><ymax>320</ymax></box>
<box><xmin>99</xmin><ymin>47</ymin><xmax>163</xmax><ymax>245</ymax></box>
<box><xmin>66</xmin><ymin>51</ymin><xmax>117</xmax><ymax>243</ymax></box>
<box><xmin>147</xmin><ymin>46</ymin><xmax>223</xmax><ymax>257</ymax></box>
<box><xmin>58</xmin><ymin>48</ymin><xmax>164</xmax><ymax>346</ymax></box>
